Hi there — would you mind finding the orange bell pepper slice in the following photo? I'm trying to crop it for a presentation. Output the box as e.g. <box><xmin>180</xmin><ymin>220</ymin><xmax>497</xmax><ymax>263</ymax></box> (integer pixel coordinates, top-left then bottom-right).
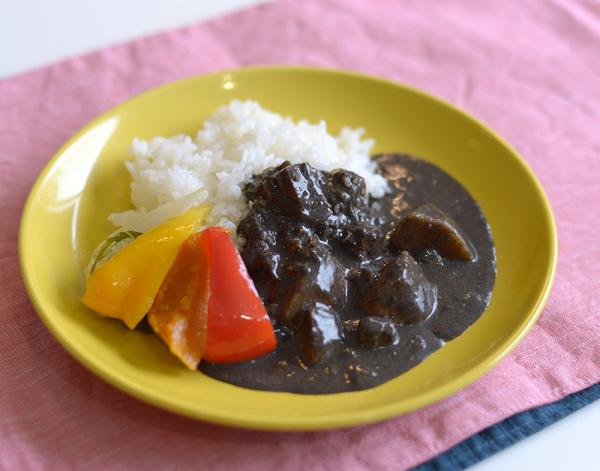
<box><xmin>147</xmin><ymin>233</ymin><xmax>209</xmax><ymax>370</ymax></box>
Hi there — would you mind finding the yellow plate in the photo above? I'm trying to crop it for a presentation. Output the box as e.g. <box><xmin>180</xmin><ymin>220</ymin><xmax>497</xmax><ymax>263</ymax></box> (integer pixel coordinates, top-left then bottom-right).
<box><xmin>19</xmin><ymin>67</ymin><xmax>557</xmax><ymax>430</ymax></box>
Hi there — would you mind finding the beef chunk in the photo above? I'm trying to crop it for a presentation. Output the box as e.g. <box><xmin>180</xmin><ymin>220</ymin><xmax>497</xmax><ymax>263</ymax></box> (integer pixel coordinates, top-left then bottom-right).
<box><xmin>282</xmin><ymin>223</ymin><xmax>312</xmax><ymax>253</ymax></box>
<box><xmin>243</xmin><ymin>161</ymin><xmax>291</xmax><ymax>202</ymax></box>
<box><xmin>388</xmin><ymin>204</ymin><xmax>475</xmax><ymax>261</ymax></box>
<box><xmin>318</xmin><ymin>169</ymin><xmax>372</xmax><ymax>244</ymax></box>
<box><xmin>299</xmin><ymin>303</ymin><xmax>343</xmax><ymax>364</ymax></box>
<box><xmin>358</xmin><ymin>316</ymin><xmax>399</xmax><ymax>348</ymax></box>
<box><xmin>324</xmin><ymin>169</ymin><xmax>369</xmax><ymax>219</ymax></box>
<box><xmin>277</xmin><ymin>254</ymin><xmax>347</xmax><ymax>328</ymax></box>
<box><xmin>362</xmin><ymin>252</ymin><xmax>437</xmax><ymax>324</ymax></box>
<box><xmin>342</xmin><ymin>223</ymin><xmax>382</xmax><ymax>259</ymax></box>
<box><xmin>268</xmin><ymin>163</ymin><xmax>331</xmax><ymax>225</ymax></box>
<box><xmin>238</xmin><ymin>208</ymin><xmax>280</xmax><ymax>300</ymax></box>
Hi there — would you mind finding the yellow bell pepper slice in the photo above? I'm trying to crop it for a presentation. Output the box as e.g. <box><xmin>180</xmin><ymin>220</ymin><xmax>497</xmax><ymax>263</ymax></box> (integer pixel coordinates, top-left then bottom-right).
<box><xmin>82</xmin><ymin>205</ymin><xmax>210</xmax><ymax>329</ymax></box>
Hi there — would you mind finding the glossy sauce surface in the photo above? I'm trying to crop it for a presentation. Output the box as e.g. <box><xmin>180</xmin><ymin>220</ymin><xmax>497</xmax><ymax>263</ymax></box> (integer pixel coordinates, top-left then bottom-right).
<box><xmin>200</xmin><ymin>154</ymin><xmax>496</xmax><ymax>393</ymax></box>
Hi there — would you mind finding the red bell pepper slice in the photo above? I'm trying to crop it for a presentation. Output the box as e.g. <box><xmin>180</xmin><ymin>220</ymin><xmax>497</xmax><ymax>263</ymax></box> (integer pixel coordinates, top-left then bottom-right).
<box><xmin>201</xmin><ymin>227</ymin><xmax>277</xmax><ymax>363</ymax></box>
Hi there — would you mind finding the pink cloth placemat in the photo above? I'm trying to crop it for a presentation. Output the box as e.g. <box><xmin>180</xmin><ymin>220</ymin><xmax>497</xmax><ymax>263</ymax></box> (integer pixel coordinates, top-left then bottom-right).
<box><xmin>2</xmin><ymin>0</ymin><xmax>600</xmax><ymax>469</ymax></box>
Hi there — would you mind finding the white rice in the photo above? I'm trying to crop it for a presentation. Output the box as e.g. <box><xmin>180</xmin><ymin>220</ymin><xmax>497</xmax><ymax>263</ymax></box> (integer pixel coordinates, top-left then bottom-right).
<box><xmin>109</xmin><ymin>100</ymin><xmax>388</xmax><ymax>237</ymax></box>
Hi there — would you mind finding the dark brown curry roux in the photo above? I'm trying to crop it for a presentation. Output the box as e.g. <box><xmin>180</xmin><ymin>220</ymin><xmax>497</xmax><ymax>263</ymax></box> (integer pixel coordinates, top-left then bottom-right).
<box><xmin>199</xmin><ymin>154</ymin><xmax>496</xmax><ymax>393</ymax></box>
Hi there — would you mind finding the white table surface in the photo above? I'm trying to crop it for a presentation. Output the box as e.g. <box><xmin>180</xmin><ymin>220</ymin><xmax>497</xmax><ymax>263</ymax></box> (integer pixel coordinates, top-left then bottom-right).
<box><xmin>2</xmin><ymin>0</ymin><xmax>597</xmax><ymax>469</ymax></box>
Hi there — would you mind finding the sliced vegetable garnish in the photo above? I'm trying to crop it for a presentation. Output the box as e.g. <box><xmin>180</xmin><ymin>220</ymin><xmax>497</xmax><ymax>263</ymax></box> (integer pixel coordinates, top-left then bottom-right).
<box><xmin>82</xmin><ymin>205</ymin><xmax>210</xmax><ymax>329</ymax></box>
<box><xmin>108</xmin><ymin>188</ymin><xmax>209</xmax><ymax>233</ymax></box>
<box><xmin>201</xmin><ymin>227</ymin><xmax>277</xmax><ymax>364</ymax></box>
<box><xmin>84</xmin><ymin>230</ymin><xmax>141</xmax><ymax>279</ymax></box>
<box><xmin>147</xmin><ymin>233</ymin><xmax>209</xmax><ymax>370</ymax></box>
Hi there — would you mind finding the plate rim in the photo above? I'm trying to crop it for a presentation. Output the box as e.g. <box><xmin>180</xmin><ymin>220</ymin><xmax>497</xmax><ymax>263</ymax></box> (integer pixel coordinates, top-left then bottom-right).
<box><xmin>19</xmin><ymin>65</ymin><xmax>558</xmax><ymax>430</ymax></box>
